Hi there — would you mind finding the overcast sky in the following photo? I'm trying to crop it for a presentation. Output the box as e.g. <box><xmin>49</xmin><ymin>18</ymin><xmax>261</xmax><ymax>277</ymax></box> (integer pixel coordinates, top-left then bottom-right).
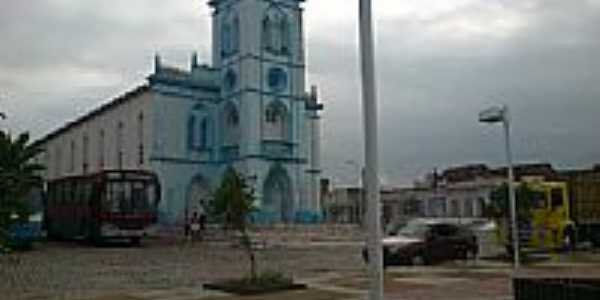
<box><xmin>1</xmin><ymin>0</ymin><xmax>599</xmax><ymax>186</ymax></box>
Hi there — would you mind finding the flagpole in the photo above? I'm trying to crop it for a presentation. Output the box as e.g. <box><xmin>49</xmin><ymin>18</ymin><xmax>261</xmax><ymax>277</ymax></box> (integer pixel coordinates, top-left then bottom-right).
<box><xmin>359</xmin><ymin>1</ymin><xmax>384</xmax><ymax>299</ymax></box>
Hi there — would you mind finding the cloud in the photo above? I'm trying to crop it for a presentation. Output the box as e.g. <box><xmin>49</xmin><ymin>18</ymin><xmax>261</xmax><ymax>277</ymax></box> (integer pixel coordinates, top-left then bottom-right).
<box><xmin>1</xmin><ymin>0</ymin><xmax>599</xmax><ymax>186</ymax></box>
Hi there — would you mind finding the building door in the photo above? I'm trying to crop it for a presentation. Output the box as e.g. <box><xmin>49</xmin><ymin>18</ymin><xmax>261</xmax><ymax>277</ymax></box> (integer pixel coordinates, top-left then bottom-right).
<box><xmin>263</xmin><ymin>166</ymin><xmax>293</xmax><ymax>223</ymax></box>
<box><xmin>187</xmin><ymin>176</ymin><xmax>211</xmax><ymax>218</ymax></box>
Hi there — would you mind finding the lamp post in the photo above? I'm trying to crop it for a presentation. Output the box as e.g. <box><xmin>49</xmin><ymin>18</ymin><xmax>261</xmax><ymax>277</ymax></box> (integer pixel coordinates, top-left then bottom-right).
<box><xmin>359</xmin><ymin>0</ymin><xmax>384</xmax><ymax>299</ymax></box>
<box><xmin>479</xmin><ymin>104</ymin><xmax>520</xmax><ymax>269</ymax></box>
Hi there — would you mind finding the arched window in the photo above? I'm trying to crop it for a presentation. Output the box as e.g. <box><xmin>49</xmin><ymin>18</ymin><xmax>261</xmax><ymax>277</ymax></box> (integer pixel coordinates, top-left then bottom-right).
<box><xmin>232</xmin><ymin>16</ymin><xmax>240</xmax><ymax>53</ymax></box>
<box><xmin>187</xmin><ymin>115</ymin><xmax>197</xmax><ymax>149</ymax></box>
<box><xmin>262</xmin><ymin>16</ymin><xmax>272</xmax><ymax>51</ymax></box>
<box><xmin>263</xmin><ymin>9</ymin><xmax>291</xmax><ymax>56</ymax></box>
<box><xmin>223</xmin><ymin>102</ymin><xmax>240</xmax><ymax>145</ymax></box>
<box><xmin>264</xmin><ymin>101</ymin><xmax>289</xmax><ymax>141</ymax></box>
<box><xmin>280</xmin><ymin>17</ymin><xmax>290</xmax><ymax>55</ymax></box>
<box><xmin>222</xmin><ymin>22</ymin><xmax>232</xmax><ymax>57</ymax></box>
<box><xmin>227</xmin><ymin>107</ymin><xmax>239</xmax><ymax>126</ymax></box>
<box><xmin>199</xmin><ymin>117</ymin><xmax>209</xmax><ymax>149</ymax></box>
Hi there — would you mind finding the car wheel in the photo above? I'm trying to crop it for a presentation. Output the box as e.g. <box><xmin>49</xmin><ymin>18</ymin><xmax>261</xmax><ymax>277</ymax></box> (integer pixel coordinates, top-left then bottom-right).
<box><xmin>411</xmin><ymin>254</ymin><xmax>426</xmax><ymax>266</ymax></box>
<box><xmin>457</xmin><ymin>248</ymin><xmax>468</xmax><ymax>260</ymax></box>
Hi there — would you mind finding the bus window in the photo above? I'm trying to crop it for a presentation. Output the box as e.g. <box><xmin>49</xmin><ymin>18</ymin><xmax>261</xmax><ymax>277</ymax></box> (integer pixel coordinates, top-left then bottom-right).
<box><xmin>551</xmin><ymin>188</ymin><xmax>564</xmax><ymax>209</ymax></box>
<box><xmin>105</xmin><ymin>182</ymin><xmax>118</xmax><ymax>212</ymax></box>
<box><xmin>64</xmin><ymin>181</ymin><xmax>72</xmax><ymax>205</ymax></box>
<box><xmin>83</xmin><ymin>182</ymin><xmax>92</xmax><ymax>206</ymax></box>
<box><xmin>123</xmin><ymin>182</ymin><xmax>132</xmax><ymax>213</ymax></box>
<box><xmin>132</xmin><ymin>182</ymin><xmax>149</xmax><ymax>212</ymax></box>
<box><xmin>531</xmin><ymin>191</ymin><xmax>546</xmax><ymax>209</ymax></box>
<box><xmin>73</xmin><ymin>181</ymin><xmax>80</xmax><ymax>206</ymax></box>
<box><xmin>113</xmin><ymin>182</ymin><xmax>125</xmax><ymax>213</ymax></box>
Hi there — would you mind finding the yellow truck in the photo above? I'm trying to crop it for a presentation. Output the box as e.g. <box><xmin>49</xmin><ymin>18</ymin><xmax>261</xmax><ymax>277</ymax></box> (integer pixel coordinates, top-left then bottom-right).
<box><xmin>497</xmin><ymin>178</ymin><xmax>574</xmax><ymax>253</ymax></box>
<box><xmin>499</xmin><ymin>173</ymin><xmax>600</xmax><ymax>253</ymax></box>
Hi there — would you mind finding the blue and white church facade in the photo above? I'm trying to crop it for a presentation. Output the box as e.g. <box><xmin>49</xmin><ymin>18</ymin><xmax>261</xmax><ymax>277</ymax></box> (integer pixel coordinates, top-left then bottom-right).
<box><xmin>34</xmin><ymin>0</ymin><xmax>323</xmax><ymax>225</ymax></box>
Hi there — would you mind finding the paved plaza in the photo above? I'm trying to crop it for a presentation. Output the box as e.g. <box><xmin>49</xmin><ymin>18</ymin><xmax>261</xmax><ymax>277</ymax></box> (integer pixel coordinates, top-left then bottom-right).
<box><xmin>3</xmin><ymin>237</ymin><xmax>600</xmax><ymax>300</ymax></box>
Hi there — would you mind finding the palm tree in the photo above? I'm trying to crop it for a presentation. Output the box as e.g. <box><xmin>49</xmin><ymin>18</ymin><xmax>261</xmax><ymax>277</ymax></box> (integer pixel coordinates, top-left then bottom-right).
<box><xmin>0</xmin><ymin>131</ymin><xmax>44</xmax><ymax>241</ymax></box>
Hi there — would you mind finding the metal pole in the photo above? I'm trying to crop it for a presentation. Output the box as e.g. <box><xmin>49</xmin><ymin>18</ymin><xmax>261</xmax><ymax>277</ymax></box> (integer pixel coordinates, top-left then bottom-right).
<box><xmin>503</xmin><ymin>105</ymin><xmax>520</xmax><ymax>269</ymax></box>
<box><xmin>359</xmin><ymin>1</ymin><xmax>384</xmax><ymax>299</ymax></box>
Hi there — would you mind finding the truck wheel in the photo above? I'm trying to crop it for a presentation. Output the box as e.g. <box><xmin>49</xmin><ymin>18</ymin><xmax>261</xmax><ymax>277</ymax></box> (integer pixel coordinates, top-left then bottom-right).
<box><xmin>563</xmin><ymin>227</ymin><xmax>576</xmax><ymax>251</ymax></box>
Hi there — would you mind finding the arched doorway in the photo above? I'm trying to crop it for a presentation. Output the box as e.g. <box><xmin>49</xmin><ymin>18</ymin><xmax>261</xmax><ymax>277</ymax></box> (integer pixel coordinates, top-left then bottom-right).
<box><xmin>263</xmin><ymin>165</ymin><xmax>293</xmax><ymax>223</ymax></box>
<box><xmin>187</xmin><ymin>175</ymin><xmax>211</xmax><ymax>218</ymax></box>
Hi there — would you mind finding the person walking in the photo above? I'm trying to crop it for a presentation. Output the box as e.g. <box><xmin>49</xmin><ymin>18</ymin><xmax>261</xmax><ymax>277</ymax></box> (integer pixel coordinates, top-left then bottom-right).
<box><xmin>190</xmin><ymin>212</ymin><xmax>200</xmax><ymax>243</ymax></box>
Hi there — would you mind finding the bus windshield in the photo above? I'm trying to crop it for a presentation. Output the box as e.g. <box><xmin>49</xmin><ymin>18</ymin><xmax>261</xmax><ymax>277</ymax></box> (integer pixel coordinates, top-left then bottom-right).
<box><xmin>105</xmin><ymin>181</ymin><xmax>158</xmax><ymax>214</ymax></box>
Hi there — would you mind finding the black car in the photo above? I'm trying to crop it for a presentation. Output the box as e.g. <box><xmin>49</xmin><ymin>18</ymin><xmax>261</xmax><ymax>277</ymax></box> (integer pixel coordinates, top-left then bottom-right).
<box><xmin>363</xmin><ymin>218</ymin><xmax>479</xmax><ymax>267</ymax></box>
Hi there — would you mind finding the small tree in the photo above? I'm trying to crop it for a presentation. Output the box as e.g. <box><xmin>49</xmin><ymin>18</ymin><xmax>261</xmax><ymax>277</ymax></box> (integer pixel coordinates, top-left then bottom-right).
<box><xmin>211</xmin><ymin>169</ymin><xmax>258</xmax><ymax>281</ymax></box>
<box><xmin>487</xmin><ymin>183</ymin><xmax>537</xmax><ymax>221</ymax></box>
<box><xmin>0</xmin><ymin>131</ymin><xmax>44</xmax><ymax>245</ymax></box>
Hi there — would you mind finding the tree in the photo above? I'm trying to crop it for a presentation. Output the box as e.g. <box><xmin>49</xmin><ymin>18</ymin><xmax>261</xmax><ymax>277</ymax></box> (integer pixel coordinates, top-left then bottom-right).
<box><xmin>211</xmin><ymin>169</ymin><xmax>258</xmax><ymax>281</ymax></box>
<box><xmin>486</xmin><ymin>183</ymin><xmax>538</xmax><ymax>221</ymax></box>
<box><xmin>0</xmin><ymin>131</ymin><xmax>44</xmax><ymax>244</ymax></box>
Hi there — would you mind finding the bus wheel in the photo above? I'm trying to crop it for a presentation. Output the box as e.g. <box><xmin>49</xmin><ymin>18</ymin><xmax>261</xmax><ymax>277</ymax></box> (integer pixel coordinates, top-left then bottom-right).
<box><xmin>130</xmin><ymin>237</ymin><xmax>141</xmax><ymax>247</ymax></box>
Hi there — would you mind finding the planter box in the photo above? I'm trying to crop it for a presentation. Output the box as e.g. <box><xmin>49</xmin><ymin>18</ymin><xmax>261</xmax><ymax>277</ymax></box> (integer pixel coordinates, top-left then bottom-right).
<box><xmin>204</xmin><ymin>281</ymin><xmax>307</xmax><ymax>296</ymax></box>
<box><xmin>514</xmin><ymin>272</ymin><xmax>600</xmax><ymax>300</ymax></box>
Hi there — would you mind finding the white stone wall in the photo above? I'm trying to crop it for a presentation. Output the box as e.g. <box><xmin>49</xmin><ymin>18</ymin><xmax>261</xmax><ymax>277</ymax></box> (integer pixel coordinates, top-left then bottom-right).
<box><xmin>39</xmin><ymin>90</ymin><xmax>154</xmax><ymax>181</ymax></box>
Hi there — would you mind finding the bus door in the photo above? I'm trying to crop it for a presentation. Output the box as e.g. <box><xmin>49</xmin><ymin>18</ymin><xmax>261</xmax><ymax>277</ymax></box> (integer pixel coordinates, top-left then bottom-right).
<box><xmin>530</xmin><ymin>189</ymin><xmax>549</xmax><ymax>248</ymax></box>
<box><xmin>549</xmin><ymin>187</ymin><xmax>568</xmax><ymax>246</ymax></box>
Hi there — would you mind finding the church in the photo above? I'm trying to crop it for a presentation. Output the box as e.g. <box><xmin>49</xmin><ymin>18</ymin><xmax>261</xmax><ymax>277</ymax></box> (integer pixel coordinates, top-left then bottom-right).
<box><xmin>33</xmin><ymin>0</ymin><xmax>323</xmax><ymax>225</ymax></box>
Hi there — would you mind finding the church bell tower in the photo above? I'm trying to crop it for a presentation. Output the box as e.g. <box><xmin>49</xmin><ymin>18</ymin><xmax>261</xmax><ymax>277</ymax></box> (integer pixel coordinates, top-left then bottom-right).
<box><xmin>209</xmin><ymin>0</ymin><xmax>320</xmax><ymax>223</ymax></box>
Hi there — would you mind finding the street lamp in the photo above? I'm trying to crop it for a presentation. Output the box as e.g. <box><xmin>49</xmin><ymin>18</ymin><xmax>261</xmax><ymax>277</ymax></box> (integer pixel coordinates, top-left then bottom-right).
<box><xmin>479</xmin><ymin>104</ymin><xmax>520</xmax><ymax>269</ymax></box>
<box><xmin>359</xmin><ymin>0</ymin><xmax>384</xmax><ymax>299</ymax></box>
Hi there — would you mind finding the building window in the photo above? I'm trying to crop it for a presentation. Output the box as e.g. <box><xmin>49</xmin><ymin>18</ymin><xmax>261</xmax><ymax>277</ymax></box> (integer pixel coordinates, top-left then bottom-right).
<box><xmin>55</xmin><ymin>147</ymin><xmax>62</xmax><ymax>177</ymax></box>
<box><xmin>227</xmin><ymin>108</ymin><xmax>239</xmax><ymax>126</ymax></box>
<box><xmin>280</xmin><ymin>17</ymin><xmax>290</xmax><ymax>55</ymax></box>
<box><xmin>223</xmin><ymin>102</ymin><xmax>240</xmax><ymax>145</ymax></box>
<box><xmin>223</xmin><ymin>69</ymin><xmax>237</xmax><ymax>92</ymax></box>
<box><xmin>264</xmin><ymin>101</ymin><xmax>289</xmax><ymax>141</ymax></box>
<box><xmin>117</xmin><ymin>122</ymin><xmax>124</xmax><ymax>169</ymax></box>
<box><xmin>70</xmin><ymin>140</ymin><xmax>76</xmax><ymax>173</ymax></box>
<box><xmin>263</xmin><ymin>10</ymin><xmax>290</xmax><ymax>56</ymax></box>
<box><xmin>232</xmin><ymin>16</ymin><xmax>240</xmax><ymax>53</ymax></box>
<box><xmin>221</xmin><ymin>22</ymin><xmax>232</xmax><ymax>57</ymax></box>
<box><xmin>188</xmin><ymin>105</ymin><xmax>212</xmax><ymax>151</ymax></box>
<box><xmin>138</xmin><ymin>113</ymin><xmax>144</xmax><ymax>166</ymax></box>
<box><xmin>82</xmin><ymin>134</ymin><xmax>89</xmax><ymax>174</ymax></box>
<box><xmin>99</xmin><ymin>129</ymin><xmax>105</xmax><ymax>169</ymax></box>
<box><xmin>199</xmin><ymin>117</ymin><xmax>209</xmax><ymax>149</ymax></box>
<box><xmin>187</xmin><ymin>115</ymin><xmax>197</xmax><ymax>150</ymax></box>
<box><xmin>267</xmin><ymin>67</ymin><xmax>287</xmax><ymax>92</ymax></box>
<box><xmin>262</xmin><ymin>16</ymin><xmax>271</xmax><ymax>51</ymax></box>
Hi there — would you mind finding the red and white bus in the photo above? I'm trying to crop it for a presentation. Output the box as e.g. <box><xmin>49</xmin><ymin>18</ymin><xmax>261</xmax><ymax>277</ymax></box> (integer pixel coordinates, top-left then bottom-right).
<box><xmin>45</xmin><ymin>170</ymin><xmax>160</xmax><ymax>245</ymax></box>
